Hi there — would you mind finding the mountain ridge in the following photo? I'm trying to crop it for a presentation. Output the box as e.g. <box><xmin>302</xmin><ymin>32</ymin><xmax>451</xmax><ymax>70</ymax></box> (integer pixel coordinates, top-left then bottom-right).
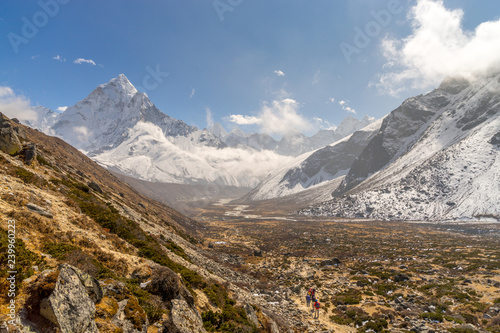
<box><xmin>300</xmin><ymin>73</ymin><xmax>500</xmax><ymax>221</ymax></box>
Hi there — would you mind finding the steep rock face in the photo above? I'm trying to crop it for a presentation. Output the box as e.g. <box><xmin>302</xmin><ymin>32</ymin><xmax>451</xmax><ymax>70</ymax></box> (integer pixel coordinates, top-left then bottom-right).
<box><xmin>302</xmin><ymin>73</ymin><xmax>500</xmax><ymax>221</ymax></box>
<box><xmin>334</xmin><ymin>93</ymin><xmax>446</xmax><ymax>195</ymax></box>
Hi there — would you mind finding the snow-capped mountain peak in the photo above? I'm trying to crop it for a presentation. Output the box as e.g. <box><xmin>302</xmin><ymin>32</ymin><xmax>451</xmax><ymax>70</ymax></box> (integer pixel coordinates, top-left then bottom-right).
<box><xmin>96</xmin><ymin>73</ymin><xmax>138</xmax><ymax>102</ymax></box>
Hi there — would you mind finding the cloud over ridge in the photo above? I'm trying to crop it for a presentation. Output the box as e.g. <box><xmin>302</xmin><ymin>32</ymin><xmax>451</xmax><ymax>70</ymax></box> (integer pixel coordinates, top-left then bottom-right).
<box><xmin>375</xmin><ymin>0</ymin><xmax>500</xmax><ymax>96</ymax></box>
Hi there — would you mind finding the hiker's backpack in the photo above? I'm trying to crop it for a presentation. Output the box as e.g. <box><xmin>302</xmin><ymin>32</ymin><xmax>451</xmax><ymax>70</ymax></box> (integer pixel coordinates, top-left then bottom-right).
<box><xmin>314</xmin><ymin>301</ymin><xmax>320</xmax><ymax>309</ymax></box>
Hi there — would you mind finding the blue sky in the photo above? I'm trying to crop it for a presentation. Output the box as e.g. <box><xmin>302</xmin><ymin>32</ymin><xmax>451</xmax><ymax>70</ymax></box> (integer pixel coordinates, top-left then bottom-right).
<box><xmin>1</xmin><ymin>0</ymin><xmax>500</xmax><ymax>136</ymax></box>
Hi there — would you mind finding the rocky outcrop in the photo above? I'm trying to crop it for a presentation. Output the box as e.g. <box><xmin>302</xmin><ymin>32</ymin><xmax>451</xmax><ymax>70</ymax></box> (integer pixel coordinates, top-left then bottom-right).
<box><xmin>88</xmin><ymin>181</ymin><xmax>103</xmax><ymax>193</ymax></box>
<box><xmin>22</xmin><ymin>143</ymin><xmax>37</xmax><ymax>165</ymax></box>
<box><xmin>97</xmin><ymin>279</ymin><xmax>148</xmax><ymax>333</ymax></box>
<box><xmin>161</xmin><ymin>299</ymin><xmax>206</xmax><ymax>333</ymax></box>
<box><xmin>39</xmin><ymin>264</ymin><xmax>99</xmax><ymax>333</ymax></box>
<box><xmin>0</xmin><ymin>113</ymin><xmax>22</xmax><ymax>155</ymax></box>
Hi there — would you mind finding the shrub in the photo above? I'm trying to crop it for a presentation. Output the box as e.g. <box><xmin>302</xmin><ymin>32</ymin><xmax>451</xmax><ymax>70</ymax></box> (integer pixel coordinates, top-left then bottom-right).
<box><xmin>420</xmin><ymin>312</ymin><xmax>444</xmax><ymax>322</ymax></box>
<box><xmin>43</xmin><ymin>242</ymin><xmax>80</xmax><ymax>260</ymax></box>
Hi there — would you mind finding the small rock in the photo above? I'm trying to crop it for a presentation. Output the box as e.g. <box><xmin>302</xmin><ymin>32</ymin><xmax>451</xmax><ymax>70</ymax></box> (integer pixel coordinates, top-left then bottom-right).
<box><xmin>87</xmin><ymin>181</ymin><xmax>103</xmax><ymax>193</ymax></box>
<box><xmin>26</xmin><ymin>203</ymin><xmax>53</xmax><ymax>218</ymax></box>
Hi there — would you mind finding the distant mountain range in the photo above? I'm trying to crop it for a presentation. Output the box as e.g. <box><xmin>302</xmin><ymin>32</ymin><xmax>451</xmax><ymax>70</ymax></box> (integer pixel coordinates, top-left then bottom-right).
<box><xmin>27</xmin><ymin>74</ymin><xmax>373</xmax><ymax>188</ymax></box>
<box><xmin>209</xmin><ymin>115</ymin><xmax>374</xmax><ymax>157</ymax></box>
<box><xmin>247</xmin><ymin>74</ymin><xmax>500</xmax><ymax>221</ymax></box>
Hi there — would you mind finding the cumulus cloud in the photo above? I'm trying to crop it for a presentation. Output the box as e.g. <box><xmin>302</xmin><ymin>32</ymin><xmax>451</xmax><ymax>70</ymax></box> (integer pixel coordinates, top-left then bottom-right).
<box><xmin>0</xmin><ymin>86</ymin><xmax>37</xmax><ymax>123</ymax></box>
<box><xmin>74</xmin><ymin>58</ymin><xmax>96</xmax><ymax>66</ymax></box>
<box><xmin>328</xmin><ymin>97</ymin><xmax>335</xmax><ymax>103</ymax></box>
<box><xmin>56</xmin><ymin>106</ymin><xmax>68</xmax><ymax>112</ymax></box>
<box><xmin>274</xmin><ymin>69</ymin><xmax>285</xmax><ymax>77</ymax></box>
<box><xmin>230</xmin><ymin>98</ymin><xmax>312</xmax><ymax>136</ymax></box>
<box><xmin>339</xmin><ymin>100</ymin><xmax>346</xmax><ymax>106</ymax></box>
<box><xmin>374</xmin><ymin>0</ymin><xmax>500</xmax><ymax>96</ymax></box>
<box><xmin>53</xmin><ymin>55</ymin><xmax>66</xmax><ymax>62</ymax></box>
<box><xmin>229</xmin><ymin>114</ymin><xmax>262</xmax><ymax>125</ymax></box>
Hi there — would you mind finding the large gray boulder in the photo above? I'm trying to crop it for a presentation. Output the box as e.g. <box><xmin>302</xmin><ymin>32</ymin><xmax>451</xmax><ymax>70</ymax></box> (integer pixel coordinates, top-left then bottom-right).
<box><xmin>39</xmin><ymin>265</ymin><xmax>99</xmax><ymax>333</ymax></box>
<box><xmin>162</xmin><ymin>299</ymin><xmax>206</xmax><ymax>333</ymax></box>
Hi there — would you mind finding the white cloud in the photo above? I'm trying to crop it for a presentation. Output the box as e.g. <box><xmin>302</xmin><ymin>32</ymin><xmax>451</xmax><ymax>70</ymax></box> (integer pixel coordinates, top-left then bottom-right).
<box><xmin>338</xmin><ymin>99</ymin><xmax>356</xmax><ymax>114</ymax></box>
<box><xmin>0</xmin><ymin>86</ymin><xmax>37</xmax><ymax>123</ymax></box>
<box><xmin>206</xmin><ymin>107</ymin><xmax>214</xmax><ymax>128</ymax></box>
<box><xmin>74</xmin><ymin>58</ymin><xmax>96</xmax><ymax>66</ymax></box>
<box><xmin>375</xmin><ymin>0</ymin><xmax>500</xmax><ymax>96</ymax></box>
<box><xmin>73</xmin><ymin>126</ymin><xmax>91</xmax><ymax>143</ymax></box>
<box><xmin>230</xmin><ymin>98</ymin><xmax>312</xmax><ymax>136</ymax></box>
<box><xmin>53</xmin><ymin>55</ymin><xmax>66</xmax><ymax>62</ymax></box>
<box><xmin>190</xmin><ymin>88</ymin><xmax>195</xmax><ymax>98</ymax></box>
<box><xmin>229</xmin><ymin>114</ymin><xmax>262</xmax><ymax>125</ymax></box>
<box><xmin>56</xmin><ymin>106</ymin><xmax>68</xmax><ymax>112</ymax></box>
<box><xmin>344</xmin><ymin>107</ymin><xmax>357</xmax><ymax>114</ymax></box>
<box><xmin>0</xmin><ymin>87</ymin><xmax>14</xmax><ymax>98</ymax></box>
<box><xmin>274</xmin><ymin>69</ymin><xmax>285</xmax><ymax>77</ymax></box>
<box><xmin>329</xmin><ymin>97</ymin><xmax>335</xmax><ymax>103</ymax></box>
<box><xmin>31</xmin><ymin>55</ymin><xmax>40</xmax><ymax>60</ymax></box>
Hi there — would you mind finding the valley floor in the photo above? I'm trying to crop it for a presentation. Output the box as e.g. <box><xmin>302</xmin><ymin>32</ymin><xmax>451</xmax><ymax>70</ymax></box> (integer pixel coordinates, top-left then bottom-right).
<box><xmin>194</xmin><ymin>202</ymin><xmax>500</xmax><ymax>332</ymax></box>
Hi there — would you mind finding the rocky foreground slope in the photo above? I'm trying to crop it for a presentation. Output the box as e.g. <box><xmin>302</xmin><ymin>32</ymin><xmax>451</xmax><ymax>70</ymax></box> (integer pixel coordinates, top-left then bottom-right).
<box><xmin>0</xmin><ymin>113</ymin><xmax>292</xmax><ymax>332</ymax></box>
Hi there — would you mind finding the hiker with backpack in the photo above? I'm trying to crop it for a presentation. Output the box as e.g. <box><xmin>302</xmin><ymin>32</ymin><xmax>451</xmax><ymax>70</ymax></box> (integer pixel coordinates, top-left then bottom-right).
<box><xmin>313</xmin><ymin>299</ymin><xmax>321</xmax><ymax>318</ymax></box>
<box><xmin>306</xmin><ymin>293</ymin><xmax>311</xmax><ymax>307</ymax></box>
